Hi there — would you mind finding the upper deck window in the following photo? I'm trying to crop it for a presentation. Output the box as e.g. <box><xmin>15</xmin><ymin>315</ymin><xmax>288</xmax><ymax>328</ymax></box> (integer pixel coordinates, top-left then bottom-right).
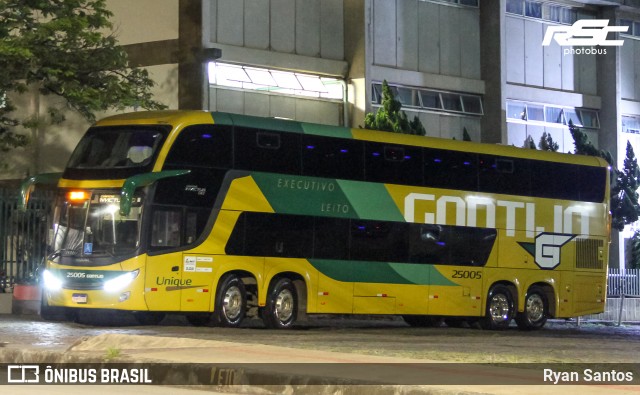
<box><xmin>67</xmin><ymin>126</ymin><xmax>165</xmax><ymax>170</ymax></box>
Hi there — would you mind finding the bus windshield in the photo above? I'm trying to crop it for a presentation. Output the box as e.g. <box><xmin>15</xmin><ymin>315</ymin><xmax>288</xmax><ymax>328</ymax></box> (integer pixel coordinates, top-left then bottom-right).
<box><xmin>67</xmin><ymin>127</ymin><xmax>164</xmax><ymax>169</ymax></box>
<box><xmin>51</xmin><ymin>192</ymin><xmax>143</xmax><ymax>262</ymax></box>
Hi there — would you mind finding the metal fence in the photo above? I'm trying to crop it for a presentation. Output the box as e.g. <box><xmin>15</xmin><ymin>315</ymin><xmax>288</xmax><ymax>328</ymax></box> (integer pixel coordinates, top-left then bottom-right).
<box><xmin>0</xmin><ymin>187</ymin><xmax>55</xmax><ymax>290</ymax></box>
<box><xmin>608</xmin><ymin>268</ymin><xmax>640</xmax><ymax>297</ymax></box>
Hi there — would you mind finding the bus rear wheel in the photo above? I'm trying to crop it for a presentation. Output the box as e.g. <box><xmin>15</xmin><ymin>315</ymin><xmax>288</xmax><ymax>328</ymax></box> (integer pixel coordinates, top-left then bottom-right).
<box><xmin>515</xmin><ymin>286</ymin><xmax>548</xmax><ymax>330</ymax></box>
<box><xmin>262</xmin><ymin>278</ymin><xmax>297</xmax><ymax>329</ymax></box>
<box><xmin>480</xmin><ymin>284</ymin><xmax>515</xmax><ymax>330</ymax></box>
<box><xmin>213</xmin><ymin>274</ymin><xmax>246</xmax><ymax>327</ymax></box>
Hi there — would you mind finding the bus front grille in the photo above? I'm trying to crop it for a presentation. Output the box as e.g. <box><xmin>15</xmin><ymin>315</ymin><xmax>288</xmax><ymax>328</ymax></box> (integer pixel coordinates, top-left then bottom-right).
<box><xmin>575</xmin><ymin>238</ymin><xmax>604</xmax><ymax>269</ymax></box>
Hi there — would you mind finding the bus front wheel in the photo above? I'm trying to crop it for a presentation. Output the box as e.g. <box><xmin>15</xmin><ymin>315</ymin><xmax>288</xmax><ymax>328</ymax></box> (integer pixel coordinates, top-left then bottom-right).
<box><xmin>480</xmin><ymin>284</ymin><xmax>515</xmax><ymax>330</ymax></box>
<box><xmin>262</xmin><ymin>278</ymin><xmax>297</xmax><ymax>329</ymax></box>
<box><xmin>515</xmin><ymin>286</ymin><xmax>548</xmax><ymax>330</ymax></box>
<box><xmin>213</xmin><ymin>274</ymin><xmax>246</xmax><ymax>327</ymax></box>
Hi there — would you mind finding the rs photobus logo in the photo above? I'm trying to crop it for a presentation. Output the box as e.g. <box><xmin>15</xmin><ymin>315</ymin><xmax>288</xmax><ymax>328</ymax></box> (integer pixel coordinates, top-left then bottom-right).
<box><xmin>542</xmin><ymin>19</ymin><xmax>628</xmax><ymax>55</ymax></box>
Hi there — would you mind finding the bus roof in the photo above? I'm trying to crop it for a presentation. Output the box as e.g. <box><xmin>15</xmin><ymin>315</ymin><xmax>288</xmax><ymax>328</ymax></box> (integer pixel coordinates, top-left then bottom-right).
<box><xmin>95</xmin><ymin>110</ymin><xmax>609</xmax><ymax>168</ymax></box>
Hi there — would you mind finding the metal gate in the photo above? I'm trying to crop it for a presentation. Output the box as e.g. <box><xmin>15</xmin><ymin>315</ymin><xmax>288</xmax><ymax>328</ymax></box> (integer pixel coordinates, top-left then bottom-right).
<box><xmin>0</xmin><ymin>187</ymin><xmax>55</xmax><ymax>290</ymax></box>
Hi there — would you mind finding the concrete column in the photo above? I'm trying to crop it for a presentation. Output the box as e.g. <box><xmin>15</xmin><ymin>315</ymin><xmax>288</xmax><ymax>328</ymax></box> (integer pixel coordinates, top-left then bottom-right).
<box><xmin>178</xmin><ymin>0</ymin><xmax>204</xmax><ymax>110</ymax></box>
<box><xmin>598</xmin><ymin>7</ymin><xmax>624</xmax><ymax>268</ymax></box>
<box><xmin>479</xmin><ymin>0</ymin><xmax>507</xmax><ymax>144</ymax></box>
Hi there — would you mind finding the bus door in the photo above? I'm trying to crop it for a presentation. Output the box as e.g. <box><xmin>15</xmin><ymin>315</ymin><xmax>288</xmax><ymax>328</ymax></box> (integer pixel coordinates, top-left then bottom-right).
<box><xmin>180</xmin><ymin>254</ymin><xmax>214</xmax><ymax>312</ymax></box>
<box><xmin>144</xmin><ymin>251</ymin><xmax>182</xmax><ymax>311</ymax></box>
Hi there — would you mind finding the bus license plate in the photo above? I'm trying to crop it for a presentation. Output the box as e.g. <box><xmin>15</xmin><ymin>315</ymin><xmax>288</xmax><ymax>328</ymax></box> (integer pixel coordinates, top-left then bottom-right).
<box><xmin>72</xmin><ymin>293</ymin><xmax>88</xmax><ymax>304</ymax></box>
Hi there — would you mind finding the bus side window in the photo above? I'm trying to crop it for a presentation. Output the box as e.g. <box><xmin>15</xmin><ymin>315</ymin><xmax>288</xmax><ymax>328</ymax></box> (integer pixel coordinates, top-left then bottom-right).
<box><xmin>365</xmin><ymin>142</ymin><xmax>423</xmax><ymax>185</ymax></box>
<box><xmin>302</xmin><ymin>135</ymin><xmax>364</xmax><ymax>180</ymax></box>
<box><xmin>234</xmin><ymin>127</ymin><xmax>301</xmax><ymax>174</ymax></box>
<box><xmin>151</xmin><ymin>209</ymin><xmax>182</xmax><ymax>248</ymax></box>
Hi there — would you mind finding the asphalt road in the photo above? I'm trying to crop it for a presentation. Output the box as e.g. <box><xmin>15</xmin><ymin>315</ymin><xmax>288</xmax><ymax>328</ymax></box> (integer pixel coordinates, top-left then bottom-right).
<box><xmin>0</xmin><ymin>313</ymin><xmax>639</xmax><ymax>364</ymax></box>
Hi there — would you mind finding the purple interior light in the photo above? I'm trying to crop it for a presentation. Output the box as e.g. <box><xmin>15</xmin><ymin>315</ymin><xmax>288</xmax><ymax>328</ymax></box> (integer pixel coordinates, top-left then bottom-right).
<box><xmin>201</xmin><ymin>134</ymin><xmax>212</xmax><ymax>139</ymax></box>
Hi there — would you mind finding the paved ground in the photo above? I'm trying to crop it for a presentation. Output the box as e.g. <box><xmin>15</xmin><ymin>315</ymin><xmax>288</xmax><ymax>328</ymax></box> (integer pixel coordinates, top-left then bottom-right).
<box><xmin>0</xmin><ymin>314</ymin><xmax>639</xmax><ymax>394</ymax></box>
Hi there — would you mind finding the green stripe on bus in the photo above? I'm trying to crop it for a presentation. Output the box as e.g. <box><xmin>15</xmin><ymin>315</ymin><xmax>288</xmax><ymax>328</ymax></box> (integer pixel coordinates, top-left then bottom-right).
<box><xmin>252</xmin><ymin>173</ymin><xmax>357</xmax><ymax>218</ymax></box>
<box><xmin>213</xmin><ymin>112</ymin><xmax>304</xmax><ymax>133</ymax></box>
<box><xmin>309</xmin><ymin>259</ymin><xmax>457</xmax><ymax>286</ymax></box>
<box><xmin>301</xmin><ymin>123</ymin><xmax>353</xmax><ymax>139</ymax></box>
<box><xmin>252</xmin><ymin>173</ymin><xmax>404</xmax><ymax>220</ymax></box>
<box><xmin>336</xmin><ymin>180</ymin><xmax>404</xmax><ymax>221</ymax></box>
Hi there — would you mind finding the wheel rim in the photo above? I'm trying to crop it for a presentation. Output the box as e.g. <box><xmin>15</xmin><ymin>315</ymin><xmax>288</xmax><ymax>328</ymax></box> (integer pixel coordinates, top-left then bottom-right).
<box><xmin>274</xmin><ymin>289</ymin><xmax>294</xmax><ymax>323</ymax></box>
<box><xmin>222</xmin><ymin>285</ymin><xmax>243</xmax><ymax>321</ymax></box>
<box><xmin>525</xmin><ymin>293</ymin><xmax>545</xmax><ymax>322</ymax></box>
<box><xmin>489</xmin><ymin>293</ymin><xmax>510</xmax><ymax>323</ymax></box>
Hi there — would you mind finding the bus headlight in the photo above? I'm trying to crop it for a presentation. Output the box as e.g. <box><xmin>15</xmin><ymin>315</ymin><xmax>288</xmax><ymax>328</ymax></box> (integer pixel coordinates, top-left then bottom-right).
<box><xmin>104</xmin><ymin>269</ymin><xmax>140</xmax><ymax>292</ymax></box>
<box><xmin>42</xmin><ymin>269</ymin><xmax>63</xmax><ymax>291</ymax></box>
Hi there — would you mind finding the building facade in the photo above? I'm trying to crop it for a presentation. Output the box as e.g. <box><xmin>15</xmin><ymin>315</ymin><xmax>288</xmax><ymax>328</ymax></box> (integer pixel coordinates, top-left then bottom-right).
<box><xmin>7</xmin><ymin>0</ymin><xmax>640</xmax><ymax>266</ymax></box>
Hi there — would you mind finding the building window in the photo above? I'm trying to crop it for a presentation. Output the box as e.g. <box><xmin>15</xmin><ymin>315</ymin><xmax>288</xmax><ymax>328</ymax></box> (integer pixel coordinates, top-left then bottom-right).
<box><xmin>422</xmin><ymin>0</ymin><xmax>479</xmax><ymax>7</ymax></box>
<box><xmin>507</xmin><ymin>0</ymin><xmax>589</xmax><ymax>24</ymax></box>
<box><xmin>506</xmin><ymin>100</ymin><xmax>599</xmax><ymax>129</ymax></box>
<box><xmin>372</xmin><ymin>83</ymin><xmax>483</xmax><ymax>116</ymax></box>
<box><xmin>208</xmin><ymin>62</ymin><xmax>343</xmax><ymax>101</ymax></box>
<box><xmin>623</xmin><ymin>116</ymin><xmax>640</xmax><ymax>134</ymax></box>
<box><xmin>620</xmin><ymin>19</ymin><xmax>640</xmax><ymax>38</ymax></box>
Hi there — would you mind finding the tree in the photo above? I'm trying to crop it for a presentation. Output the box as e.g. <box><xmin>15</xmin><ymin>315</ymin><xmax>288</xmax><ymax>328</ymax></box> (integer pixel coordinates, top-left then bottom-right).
<box><xmin>612</xmin><ymin>141</ymin><xmax>640</xmax><ymax>231</ymax></box>
<box><xmin>364</xmin><ymin>80</ymin><xmax>426</xmax><ymax>136</ymax></box>
<box><xmin>569</xmin><ymin>121</ymin><xmax>640</xmax><ymax>231</ymax></box>
<box><xmin>524</xmin><ymin>135</ymin><xmax>537</xmax><ymax>149</ymax></box>
<box><xmin>0</xmin><ymin>0</ymin><xmax>165</xmax><ymax>156</ymax></box>
<box><xmin>538</xmin><ymin>132</ymin><xmax>559</xmax><ymax>152</ymax></box>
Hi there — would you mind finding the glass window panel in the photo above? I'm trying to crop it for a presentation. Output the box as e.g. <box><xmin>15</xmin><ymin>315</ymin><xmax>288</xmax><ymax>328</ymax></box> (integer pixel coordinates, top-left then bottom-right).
<box><xmin>547</xmin><ymin>5</ymin><xmax>561</xmax><ymax>22</ymax></box>
<box><xmin>526</xmin><ymin>104</ymin><xmax>544</xmax><ymax>121</ymax></box>
<box><xmin>564</xmin><ymin>109</ymin><xmax>582</xmax><ymax>127</ymax></box>
<box><xmin>525</xmin><ymin>1</ymin><xmax>542</xmax><ymax>18</ymax></box>
<box><xmin>396</xmin><ymin>87</ymin><xmax>420</xmax><ymax>108</ymax></box>
<box><xmin>634</xmin><ymin>22</ymin><xmax>640</xmax><ymax>37</ymax></box>
<box><xmin>506</xmin><ymin>101</ymin><xmax>526</xmax><ymax>120</ymax></box>
<box><xmin>545</xmin><ymin>107</ymin><xmax>564</xmax><ymax>124</ymax></box>
<box><xmin>620</xmin><ymin>20</ymin><xmax>633</xmax><ymax>36</ymax></box>
<box><xmin>420</xmin><ymin>90</ymin><xmax>442</xmax><ymax>109</ymax></box>
<box><xmin>297</xmin><ymin>75</ymin><xmax>327</xmax><ymax>92</ymax></box>
<box><xmin>506</xmin><ymin>0</ymin><xmax>523</xmax><ymax>15</ymax></box>
<box><xmin>245</xmin><ymin>68</ymin><xmax>276</xmax><ymax>86</ymax></box>
<box><xmin>459</xmin><ymin>0</ymin><xmax>478</xmax><ymax>6</ymax></box>
<box><xmin>216</xmin><ymin>64</ymin><xmax>251</xmax><ymax>84</ymax></box>
<box><xmin>461</xmin><ymin>96</ymin><xmax>483</xmax><ymax>114</ymax></box>
<box><xmin>372</xmin><ymin>84</ymin><xmax>382</xmax><ymax>104</ymax></box>
<box><xmin>441</xmin><ymin>93</ymin><xmax>463</xmax><ymax>112</ymax></box>
<box><xmin>578</xmin><ymin>110</ymin><xmax>599</xmax><ymax>129</ymax></box>
<box><xmin>561</xmin><ymin>8</ymin><xmax>577</xmax><ymax>24</ymax></box>
<box><xmin>271</xmin><ymin>71</ymin><xmax>302</xmax><ymax>89</ymax></box>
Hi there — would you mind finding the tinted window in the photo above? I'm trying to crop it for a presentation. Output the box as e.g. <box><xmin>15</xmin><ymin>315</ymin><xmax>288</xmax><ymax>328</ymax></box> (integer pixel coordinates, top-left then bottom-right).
<box><xmin>243</xmin><ymin>213</ymin><xmax>313</xmax><ymax>258</ymax></box>
<box><xmin>365</xmin><ymin>142</ymin><xmax>423</xmax><ymax>185</ymax></box>
<box><xmin>314</xmin><ymin>217</ymin><xmax>349</xmax><ymax>260</ymax></box>
<box><xmin>479</xmin><ymin>155</ymin><xmax>530</xmax><ymax>196</ymax></box>
<box><xmin>350</xmin><ymin>220</ymin><xmax>409</xmax><ymax>262</ymax></box>
<box><xmin>531</xmin><ymin>161</ymin><xmax>578</xmax><ymax>201</ymax></box>
<box><xmin>164</xmin><ymin>125</ymin><xmax>232</xmax><ymax>168</ymax></box>
<box><xmin>424</xmin><ymin>148</ymin><xmax>478</xmax><ymax>191</ymax></box>
<box><xmin>302</xmin><ymin>135</ymin><xmax>364</xmax><ymax>180</ymax></box>
<box><xmin>234</xmin><ymin>128</ymin><xmax>301</xmax><ymax>174</ymax></box>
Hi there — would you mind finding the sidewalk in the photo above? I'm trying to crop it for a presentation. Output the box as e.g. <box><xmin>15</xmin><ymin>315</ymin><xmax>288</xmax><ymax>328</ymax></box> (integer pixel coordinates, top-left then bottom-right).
<box><xmin>1</xmin><ymin>333</ymin><xmax>639</xmax><ymax>395</ymax></box>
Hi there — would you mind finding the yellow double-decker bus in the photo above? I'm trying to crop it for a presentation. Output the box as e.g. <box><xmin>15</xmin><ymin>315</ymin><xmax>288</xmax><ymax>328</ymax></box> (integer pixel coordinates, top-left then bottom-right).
<box><xmin>28</xmin><ymin>111</ymin><xmax>610</xmax><ymax>330</ymax></box>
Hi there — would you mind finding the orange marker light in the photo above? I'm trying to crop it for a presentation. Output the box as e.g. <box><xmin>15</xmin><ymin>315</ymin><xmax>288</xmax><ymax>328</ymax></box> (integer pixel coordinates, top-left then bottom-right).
<box><xmin>68</xmin><ymin>191</ymin><xmax>88</xmax><ymax>201</ymax></box>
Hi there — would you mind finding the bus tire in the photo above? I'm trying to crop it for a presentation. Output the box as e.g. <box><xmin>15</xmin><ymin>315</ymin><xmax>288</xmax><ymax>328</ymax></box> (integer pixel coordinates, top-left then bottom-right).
<box><xmin>403</xmin><ymin>315</ymin><xmax>443</xmax><ymax>327</ymax></box>
<box><xmin>39</xmin><ymin>296</ymin><xmax>66</xmax><ymax>321</ymax></box>
<box><xmin>213</xmin><ymin>274</ymin><xmax>246</xmax><ymax>327</ymax></box>
<box><xmin>515</xmin><ymin>286</ymin><xmax>548</xmax><ymax>330</ymax></box>
<box><xmin>480</xmin><ymin>284</ymin><xmax>515</xmax><ymax>330</ymax></box>
<box><xmin>262</xmin><ymin>278</ymin><xmax>297</xmax><ymax>329</ymax></box>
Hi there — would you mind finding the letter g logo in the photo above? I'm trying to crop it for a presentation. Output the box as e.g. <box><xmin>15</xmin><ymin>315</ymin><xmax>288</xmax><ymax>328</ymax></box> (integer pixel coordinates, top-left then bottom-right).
<box><xmin>519</xmin><ymin>233</ymin><xmax>575</xmax><ymax>270</ymax></box>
